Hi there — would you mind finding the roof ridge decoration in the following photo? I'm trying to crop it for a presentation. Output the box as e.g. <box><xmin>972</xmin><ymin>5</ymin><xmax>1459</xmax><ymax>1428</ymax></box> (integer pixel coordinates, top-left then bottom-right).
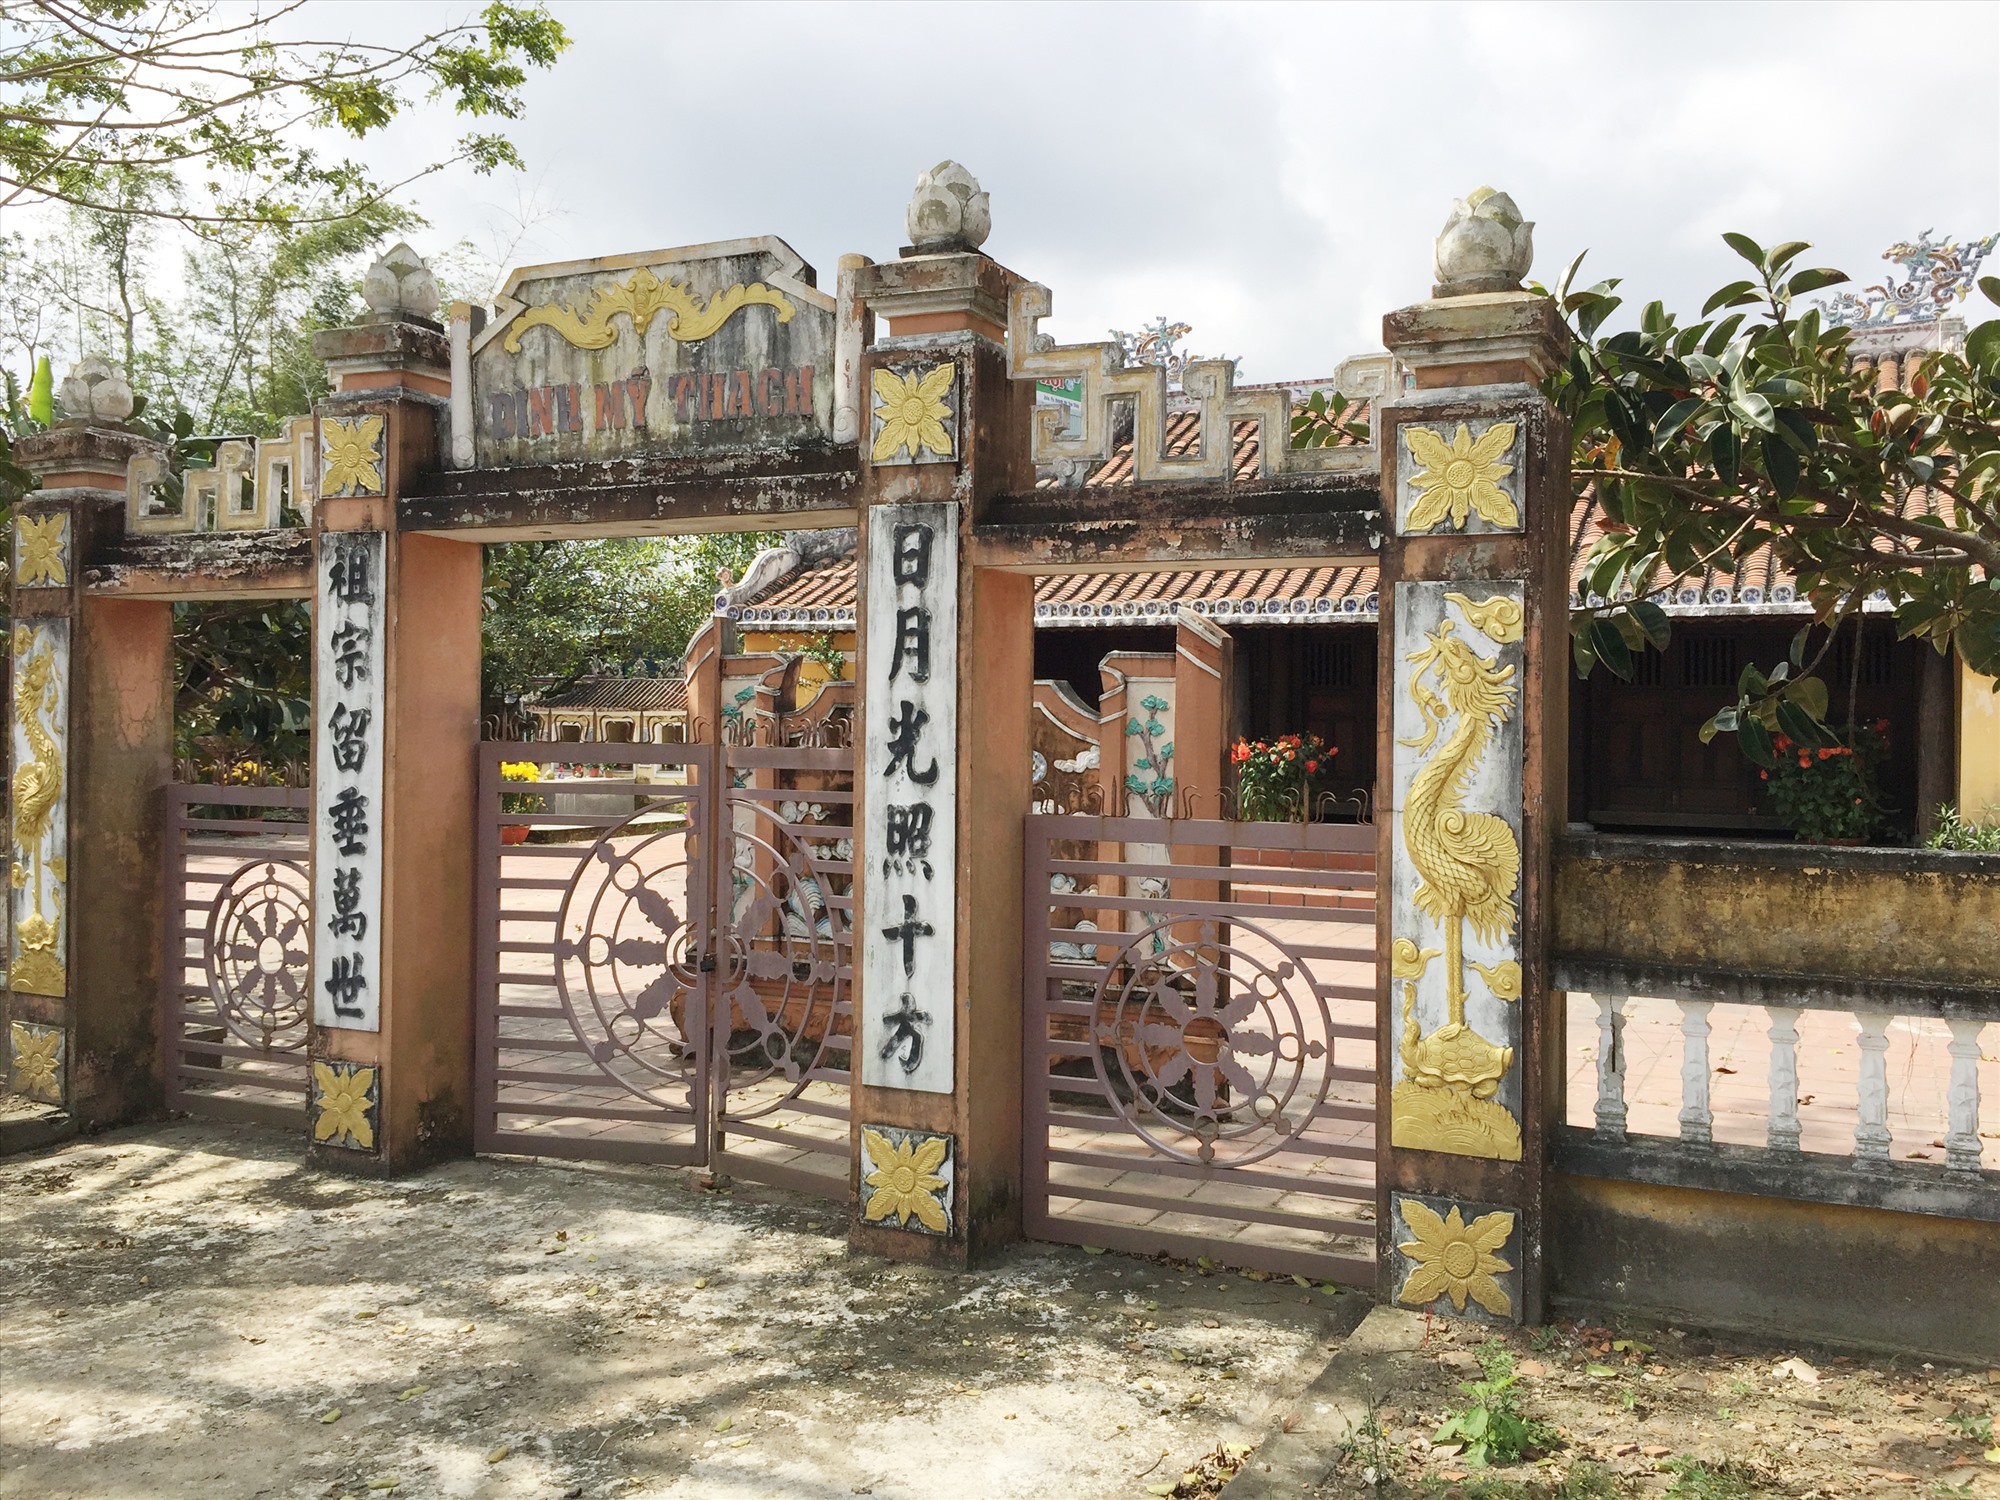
<box><xmin>501</xmin><ymin>266</ymin><xmax>795</xmax><ymax>353</ymax></box>
<box><xmin>1006</xmin><ymin>282</ymin><xmax>1393</xmax><ymax>483</ymax></box>
<box><xmin>1825</xmin><ymin>230</ymin><xmax>1998</xmax><ymax>329</ymax></box>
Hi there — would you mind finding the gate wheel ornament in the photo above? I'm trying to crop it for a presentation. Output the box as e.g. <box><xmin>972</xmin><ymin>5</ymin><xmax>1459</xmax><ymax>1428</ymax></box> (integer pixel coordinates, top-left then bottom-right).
<box><xmin>554</xmin><ymin>807</ymin><xmax>705</xmax><ymax>1108</ymax></box>
<box><xmin>1090</xmin><ymin>917</ymin><xmax>1332</xmax><ymax>1167</ymax></box>
<box><xmin>205</xmin><ymin>860</ymin><xmax>311</xmax><ymax>1052</ymax></box>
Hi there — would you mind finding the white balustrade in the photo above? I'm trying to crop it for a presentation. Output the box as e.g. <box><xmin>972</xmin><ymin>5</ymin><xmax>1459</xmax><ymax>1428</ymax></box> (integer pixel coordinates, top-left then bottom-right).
<box><xmin>1592</xmin><ymin>992</ymin><xmax>1628</xmax><ymax>1141</ymax></box>
<box><xmin>1766</xmin><ymin>1005</ymin><xmax>1802</xmax><ymax>1153</ymax></box>
<box><xmin>1852</xmin><ymin>1011</ymin><xmax>1894</xmax><ymax>1162</ymax></box>
<box><xmin>1945</xmin><ymin>1018</ymin><xmax>1985</xmax><ymax>1173</ymax></box>
<box><xmin>1677</xmin><ymin>999</ymin><xmax>1714</xmax><ymax>1147</ymax></box>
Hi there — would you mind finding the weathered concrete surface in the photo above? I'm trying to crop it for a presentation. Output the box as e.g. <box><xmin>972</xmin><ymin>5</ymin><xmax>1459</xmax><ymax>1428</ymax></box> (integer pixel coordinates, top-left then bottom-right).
<box><xmin>0</xmin><ymin>1121</ymin><xmax>1362</xmax><ymax>1498</ymax></box>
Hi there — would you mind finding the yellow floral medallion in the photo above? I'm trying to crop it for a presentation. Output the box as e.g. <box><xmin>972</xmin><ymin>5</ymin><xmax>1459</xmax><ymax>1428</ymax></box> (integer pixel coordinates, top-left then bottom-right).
<box><xmin>312</xmin><ymin>1061</ymin><xmax>377</xmax><ymax>1150</ymax></box>
<box><xmin>8</xmin><ymin>1022</ymin><xmax>63</xmax><ymax>1104</ymax></box>
<box><xmin>15</xmin><ymin>513</ymin><xmax>69</xmax><ymax>588</ymax></box>
<box><xmin>870</xmin><ymin>365</ymin><xmax>955</xmax><ymax>463</ymax></box>
<box><xmin>861</xmin><ymin>1127</ymin><xmax>950</xmax><ymax>1233</ymax></box>
<box><xmin>1396</xmin><ymin>1198</ymin><xmax>1514</xmax><ymax>1317</ymax></box>
<box><xmin>1404</xmin><ymin>422</ymin><xmax>1518</xmax><ymax>531</ymax></box>
<box><xmin>320</xmin><ymin>415</ymin><xmax>386</xmax><ymax>499</ymax></box>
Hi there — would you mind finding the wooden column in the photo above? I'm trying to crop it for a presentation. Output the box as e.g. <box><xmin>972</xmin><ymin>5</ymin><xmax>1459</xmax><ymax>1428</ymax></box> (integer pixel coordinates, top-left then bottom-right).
<box><xmin>848</xmin><ymin>227</ymin><xmax>1038</xmax><ymax>1266</ymax></box>
<box><xmin>1374</xmin><ymin>199</ymin><xmax>1571</xmax><ymax>1325</ymax></box>
<box><xmin>306</xmin><ymin>304</ymin><xmax>483</xmax><ymax>1172</ymax></box>
<box><xmin>6</xmin><ymin>421</ymin><xmax>172</xmax><ymax>1132</ymax></box>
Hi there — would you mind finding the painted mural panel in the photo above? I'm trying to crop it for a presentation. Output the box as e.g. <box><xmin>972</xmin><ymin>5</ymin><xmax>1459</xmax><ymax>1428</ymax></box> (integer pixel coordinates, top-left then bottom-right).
<box><xmin>313</xmin><ymin>531</ymin><xmax>387</xmax><ymax>1031</ymax></box>
<box><xmin>1388</xmin><ymin>582</ymin><xmax>1525</xmax><ymax>1159</ymax></box>
<box><xmin>859</xmin><ymin>502</ymin><xmax>958</xmax><ymax>1095</ymax></box>
<box><xmin>470</xmin><ymin>238</ymin><xmax>836</xmax><ymax>468</ymax></box>
<box><xmin>10</xmin><ymin>619</ymin><xmax>69</xmax><ymax>997</ymax></box>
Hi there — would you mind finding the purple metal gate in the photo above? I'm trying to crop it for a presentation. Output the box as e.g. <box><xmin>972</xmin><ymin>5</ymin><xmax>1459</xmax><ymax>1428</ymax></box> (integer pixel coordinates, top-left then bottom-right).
<box><xmin>162</xmin><ymin>784</ymin><xmax>313</xmax><ymax>1125</ymax></box>
<box><xmin>1022</xmin><ymin>812</ymin><xmax>1379</xmax><ymax>1284</ymax></box>
<box><xmin>474</xmin><ymin>740</ymin><xmax>852</xmax><ymax>1196</ymax></box>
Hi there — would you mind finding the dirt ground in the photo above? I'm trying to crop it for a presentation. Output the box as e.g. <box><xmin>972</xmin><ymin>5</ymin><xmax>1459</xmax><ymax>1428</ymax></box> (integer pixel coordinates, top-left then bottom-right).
<box><xmin>1304</xmin><ymin>1315</ymin><xmax>2000</xmax><ymax>1500</ymax></box>
<box><xmin>0</xmin><ymin>1119</ymin><xmax>1360</xmax><ymax>1500</ymax></box>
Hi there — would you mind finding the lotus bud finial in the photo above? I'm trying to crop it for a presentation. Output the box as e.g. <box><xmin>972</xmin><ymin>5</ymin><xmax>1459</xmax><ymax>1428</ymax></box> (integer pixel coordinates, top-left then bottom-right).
<box><xmin>58</xmin><ymin>354</ymin><xmax>134</xmax><ymax>423</ymax></box>
<box><xmin>1434</xmin><ymin>186</ymin><xmax>1535</xmax><ymax>297</ymax></box>
<box><xmin>362</xmin><ymin>241</ymin><xmax>440</xmax><ymax>322</ymax></box>
<box><xmin>905</xmin><ymin>161</ymin><xmax>991</xmax><ymax>255</ymax></box>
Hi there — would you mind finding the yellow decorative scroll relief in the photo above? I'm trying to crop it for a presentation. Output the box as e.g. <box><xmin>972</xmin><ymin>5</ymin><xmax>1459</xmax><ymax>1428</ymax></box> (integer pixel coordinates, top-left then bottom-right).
<box><xmin>861</xmin><ymin>1127</ymin><xmax>950</xmax><ymax>1233</ymax></box>
<box><xmin>1405</xmin><ymin>422</ymin><xmax>1518</xmax><ymax>531</ymax></box>
<box><xmin>1397</xmin><ymin>1199</ymin><xmax>1515</xmax><ymax>1317</ymax></box>
<box><xmin>312</xmin><ymin>1061</ymin><xmax>377</xmax><ymax>1150</ymax></box>
<box><xmin>870</xmin><ymin>365</ymin><xmax>955</xmax><ymax>462</ymax></box>
<box><xmin>320</xmin><ymin>415</ymin><xmax>385</xmax><ymax>499</ymax></box>
<box><xmin>15</xmin><ymin>513</ymin><xmax>70</xmax><ymax>588</ymax></box>
<box><xmin>1392</xmin><ymin>613</ymin><xmax>1523</xmax><ymax>1159</ymax></box>
<box><xmin>11</xmin><ymin>624</ymin><xmax>66</xmax><ymax>997</ymax></box>
<box><xmin>1444</xmin><ymin>591</ymin><xmax>1524</xmax><ymax>644</ymax></box>
<box><xmin>502</xmin><ymin>268</ymin><xmax>796</xmax><ymax>353</ymax></box>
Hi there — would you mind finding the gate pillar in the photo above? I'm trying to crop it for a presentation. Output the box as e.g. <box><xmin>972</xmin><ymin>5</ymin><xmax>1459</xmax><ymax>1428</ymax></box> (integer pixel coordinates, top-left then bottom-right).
<box><xmin>306</xmin><ymin>252</ymin><xmax>483</xmax><ymax>1171</ymax></box>
<box><xmin>7</xmin><ymin>398</ymin><xmax>173</xmax><ymax>1132</ymax></box>
<box><xmin>1374</xmin><ymin>190</ymin><xmax>1571</xmax><ymax>1324</ymax></box>
<box><xmin>848</xmin><ymin>166</ymin><xmax>1039</xmax><ymax>1265</ymax></box>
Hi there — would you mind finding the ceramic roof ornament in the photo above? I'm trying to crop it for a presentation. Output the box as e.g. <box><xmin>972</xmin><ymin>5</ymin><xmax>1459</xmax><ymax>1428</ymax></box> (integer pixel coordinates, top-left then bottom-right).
<box><xmin>906</xmin><ymin>161</ymin><xmax>991</xmax><ymax>255</ymax></box>
<box><xmin>58</xmin><ymin>354</ymin><xmax>134</xmax><ymax>423</ymax></box>
<box><xmin>362</xmin><ymin>241</ymin><xmax>440</xmax><ymax>322</ymax></box>
<box><xmin>1434</xmin><ymin>187</ymin><xmax>1534</xmax><ymax>298</ymax></box>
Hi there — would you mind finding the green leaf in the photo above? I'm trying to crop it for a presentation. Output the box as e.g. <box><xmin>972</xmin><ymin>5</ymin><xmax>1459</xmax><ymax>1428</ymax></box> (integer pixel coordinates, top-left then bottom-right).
<box><xmin>1764</xmin><ymin>240</ymin><xmax>1812</xmax><ymax>274</ymax></box>
<box><xmin>1709</xmin><ymin>426</ymin><xmax>1740</xmax><ymax>485</ymax></box>
<box><xmin>1966</xmin><ymin>319</ymin><xmax>2000</xmax><ymax>373</ymax></box>
<box><xmin>1980</xmin><ymin>275</ymin><xmax>2000</xmax><ymax>307</ymax></box>
<box><xmin>1784</xmin><ymin>267</ymin><xmax>1848</xmax><ymax>296</ymax></box>
<box><xmin>1630</xmin><ymin>599</ymin><xmax>1672</xmax><ymax>649</ymax></box>
<box><xmin>1721</xmin><ymin>232</ymin><xmax>1766</xmax><ymax>268</ymax></box>
<box><xmin>1731</xmin><ymin>392</ymin><xmax>1777</xmax><ymax>433</ymax></box>
<box><xmin>1590</xmin><ymin>617</ymin><xmax>1633</xmax><ymax>680</ymax></box>
<box><xmin>1572</xmin><ymin>630</ymin><xmax>1597</xmax><ymax>679</ymax></box>
<box><xmin>1653</xmin><ymin>397</ymin><xmax>1703</xmax><ymax>448</ymax></box>
<box><xmin>1784</xmin><ymin>674</ymin><xmax>1830</xmax><ymax>722</ymax></box>
<box><xmin>1701</xmin><ymin>281</ymin><xmax>1759</xmax><ymax>317</ymax></box>
<box><xmin>1762</xmin><ymin>432</ymin><xmax>1800</xmax><ymax>498</ymax></box>
<box><xmin>1775</xmin><ymin>699</ymin><xmax>1825</xmax><ymax>747</ymax></box>
<box><xmin>1738</xmin><ymin>663</ymin><xmax>1769</xmax><ymax>698</ymax></box>
<box><xmin>1737</xmin><ymin>715</ymin><xmax>1775</xmax><ymax>768</ymax></box>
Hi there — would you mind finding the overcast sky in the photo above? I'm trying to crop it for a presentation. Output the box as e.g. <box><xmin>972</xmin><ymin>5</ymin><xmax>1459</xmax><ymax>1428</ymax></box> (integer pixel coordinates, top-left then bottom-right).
<box><xmin>211</xmin><ymin>2</ymin><xmax>2000</xmax><ymax>378</ymax></box>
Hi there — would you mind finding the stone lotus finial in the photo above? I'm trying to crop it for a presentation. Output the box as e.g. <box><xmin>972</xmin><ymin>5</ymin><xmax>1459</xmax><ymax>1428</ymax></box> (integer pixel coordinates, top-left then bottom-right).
<box><xmin>362</xmin><ymin>241</ymin><xmax>440</xmax><ymax>322</ymax></box>
<box><xmin>1434</xmin><ymin>186</ymin><xmax>1535</xmax><ymax>297</ymax></box>
<box><xmin>58</xmin><ymin>354</ymin><xmax>134</xmax><ymax>423</ymax></box>
<box><xmin>906</xmin><ymin>161</ymin><xmax>991</xmax><ymax>254</ymax></box>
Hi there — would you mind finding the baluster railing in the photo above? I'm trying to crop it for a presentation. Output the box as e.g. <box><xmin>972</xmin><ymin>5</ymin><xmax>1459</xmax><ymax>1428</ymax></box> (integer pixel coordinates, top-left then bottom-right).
<box><xmin>1945</xmin><ymin>1018</ymin><xmax>1985</xmax><ymax>1173</ymax></box>
<box><xmin>1853</xmin><ymin>1011</ymin><xmax>1894</xmax><ymax>1162</ymax></box>
<box><xmin>1592</xmin><ymin>992</ymin><xmax>1628</xmax><ymax>1141</ymax></box>
<box><xmin>1678</xmin><ymin>999</ymin><xmax>1714</xmax><ymax>1147</ymax></box>
<box><xmin>1766</xmin><ymin>1005</ymin><xmax>1802</xmax><ymax>1153</ymax></box>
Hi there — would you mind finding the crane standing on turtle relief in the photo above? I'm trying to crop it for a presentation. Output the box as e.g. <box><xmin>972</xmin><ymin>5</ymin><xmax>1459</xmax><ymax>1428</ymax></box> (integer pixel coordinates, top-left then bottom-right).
<box><xmin>1391</xmin><ymin>593</ymin><xmax>1527</xmax><ymax>1160</ymax></box>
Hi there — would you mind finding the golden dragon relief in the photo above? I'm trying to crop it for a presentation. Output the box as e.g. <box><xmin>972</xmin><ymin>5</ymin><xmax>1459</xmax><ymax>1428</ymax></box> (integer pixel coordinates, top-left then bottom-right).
<box><xmin>10</xmin><ymin>624</ymin><xmax>66</xmax><ymax>997</ymax></box>
<box><xmin>1392</xmin><ymin>594</ymin><xmax>1524</xmax><ymax>1160</ymax></box>
<box><xmin>502</xmin><ymin>267</ymin><xmax>796</xmax><ymax>353</ymax></box>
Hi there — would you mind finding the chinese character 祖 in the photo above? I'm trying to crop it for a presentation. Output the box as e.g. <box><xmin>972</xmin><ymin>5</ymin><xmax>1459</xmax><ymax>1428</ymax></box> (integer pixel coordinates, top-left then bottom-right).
<box><xmin>890</xmin><ymin>605</ymin><xmax>931</xmax><ymax>683</ymax></box>
<box><xmin>327</xmin><ymin>703</ymin><xmax>371</xmax><ymax>773</ymax></box>
<box><xmin>328</xmin><ymin>866</ymin><xmax>366</xmax><ymax>939</ymax></box>
<box><xmin>329</xmin><ymin>622</ymin><xmax>371</xmax><ymax>689</ymax></box>
<box><xmin>883</xmin><ymin>700</ymin><xmax>939</xmax><ymax>785</ymax></box>
<box><xmin>324</xmin><ymin>954</ymin><xmax>368</xmax><ymax>1019</ymax></box>
<box><xmin>892</xmin><ymin>522</ymin><xmax>933</xmax><ymax>588</ymax></box>
<box><xmin>880</xmin><ymin>892</ymin><xmax>935</xmax><ymax>980</ymax></box>
<box><xmin>327</xmin><ymin>542</ymin><xmax>374</xmax><ymax>606</ymax></box>
<box><xmin>329</xmin><ymin>786</ymin><xmax>370</xmax><ymax>857</ymax></box>
<box><xmin>878</xmin><ymin>992</ymin><xmax>931</xmax><ymax>1076</ymax></box>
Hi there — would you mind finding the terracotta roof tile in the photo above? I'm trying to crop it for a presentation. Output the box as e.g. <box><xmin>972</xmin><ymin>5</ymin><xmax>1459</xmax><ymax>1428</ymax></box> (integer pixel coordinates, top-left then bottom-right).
<box><xmin>535</xmin><ymin>676</ymin><xmax>689</xmax><ymax>712</ymax></box>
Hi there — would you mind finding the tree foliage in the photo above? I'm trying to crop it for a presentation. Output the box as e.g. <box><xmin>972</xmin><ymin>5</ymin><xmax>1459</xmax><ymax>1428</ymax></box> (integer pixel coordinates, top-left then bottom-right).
<box><xmin>1545</xmin><ymin>234</ymin><xmax>2000</xmax><ymax>766</ymax></box>
<box><xmin>1</xmin><ymin>0</ymin><xmax>567</xmax><ymax>229</ymax></box>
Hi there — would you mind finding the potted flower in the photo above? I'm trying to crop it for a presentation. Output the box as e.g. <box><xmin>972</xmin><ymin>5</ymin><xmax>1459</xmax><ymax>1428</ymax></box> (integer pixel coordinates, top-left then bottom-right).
<box><xmin>500</xmin><ymin>760</ymin><xmax>541</xmax><ymax>844</ymax></box>
<box><xmin>1760</xmin><ymin>721</ymin><xmax>1889</xmax><ymax>845</ymax></box>
<box><xmin>1231</xmin><ymin>733</ymin><xmax>1337</xmax><ymax>821</ymax></box>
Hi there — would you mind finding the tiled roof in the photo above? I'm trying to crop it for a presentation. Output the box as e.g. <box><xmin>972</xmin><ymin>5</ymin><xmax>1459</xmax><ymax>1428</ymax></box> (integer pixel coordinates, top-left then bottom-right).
<box><xmin>533</xmin><ymin>676</ymin><xmax>689</xmax><ymax>712</ymax></box>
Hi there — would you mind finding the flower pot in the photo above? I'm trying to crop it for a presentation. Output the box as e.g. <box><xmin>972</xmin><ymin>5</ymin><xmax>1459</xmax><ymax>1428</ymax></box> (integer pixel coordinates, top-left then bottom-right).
<box><xmin>501</xmin><ymin>824</ymin><xmax>531</xmax><ymax>846</ymax></box>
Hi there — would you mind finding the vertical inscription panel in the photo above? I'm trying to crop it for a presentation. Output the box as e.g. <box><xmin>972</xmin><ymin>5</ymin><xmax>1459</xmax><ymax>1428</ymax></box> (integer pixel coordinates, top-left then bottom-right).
<box><xmin>860</xmin><ymin>502</ymin><xmax>958</xmax><ymax>1095</ymax></box>
<box><xmin>313</xmin><ymin>532</ymin><xmax>387</xmax><ymax>1031</ymax></box>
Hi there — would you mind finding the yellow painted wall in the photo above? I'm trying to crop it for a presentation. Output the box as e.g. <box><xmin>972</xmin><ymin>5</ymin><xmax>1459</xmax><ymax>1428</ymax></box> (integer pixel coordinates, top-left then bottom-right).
<box><xmin>1962</xmin><ymin>662</ymin><xmax>2000</xmax><ymax>824</ymax></box>
<box><xmin>738</xmin><ymin>631</ymin><xmax>855</xmax><ymax>693</ymax></box>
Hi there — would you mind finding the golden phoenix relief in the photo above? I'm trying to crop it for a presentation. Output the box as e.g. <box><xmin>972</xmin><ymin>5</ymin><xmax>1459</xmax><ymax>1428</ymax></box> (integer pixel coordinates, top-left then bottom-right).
<box><xmin>15</xmin><ymin>512</ymin><xmax>70</xmax><ymax>588</ymax></box>
<box><xmin>1392</xmin><ymin>593</ymin><xmax>1524</xmax><ymax>1160</ymax></box>
<box><xmin>1404</xmin><ymin>422</ymin><xmax>1519</xmax><ymax>531</ymax></box>
<box><xmin>502</xmin><ymin>267</ymin><xmax>796</xmax><ymax>354</ymax></box>
<box><xmin>320</xmin><ymin>415</ymin><xmax>386</xmax><ymax>499</ymax></box>
<box><xmin>11</xmin><ymin>623</ymin><xmax>66</xmax><ymax>997</ymax></box>
<box><xmin>1396</xmin><ymin>1198</ymin><xmax>1516</xmax><ymax>1318</ymax></box>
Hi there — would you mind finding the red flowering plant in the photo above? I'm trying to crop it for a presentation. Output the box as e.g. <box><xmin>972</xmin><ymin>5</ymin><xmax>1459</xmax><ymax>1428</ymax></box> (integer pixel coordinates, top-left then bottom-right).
<box><xmin>1230</xmin><ymin>733</ymin><xmax>1337</xmax><ymax>821</ymax></box>
<box><xmin>1760</xmin><ymin>720</ymin><xmax>1890</xmax><ymax>844</ymax></box>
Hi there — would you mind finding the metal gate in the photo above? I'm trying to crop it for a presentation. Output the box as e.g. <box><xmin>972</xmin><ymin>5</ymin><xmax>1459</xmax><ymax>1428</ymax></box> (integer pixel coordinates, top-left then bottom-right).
<box><xmin>474</xmin><ymin>740</ymin><xmax>852</xmax><ymax>1196</ymax></box>
<box><xmin>162</xmin><ymin>784</ymin><xmax>314</xmax><ymax>1125</ymax></box>
<box><xmin>1022</xmin><ymin>812</ymin><xmax>1379</xmax><ymax>1284</ymax></box>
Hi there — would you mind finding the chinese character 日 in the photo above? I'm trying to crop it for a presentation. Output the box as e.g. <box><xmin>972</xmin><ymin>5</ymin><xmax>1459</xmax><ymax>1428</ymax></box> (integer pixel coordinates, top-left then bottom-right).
<box><xmin>892</xmin><ymin>522</ymin><xmax>933</xmax><ymax>588</ymax></box>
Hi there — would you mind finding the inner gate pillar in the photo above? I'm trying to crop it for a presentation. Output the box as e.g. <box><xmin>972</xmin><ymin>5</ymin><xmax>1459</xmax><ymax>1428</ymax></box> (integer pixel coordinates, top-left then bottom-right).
<box><xmin>6</xmin><ymin>380</ymin><xmax>173</xmax><ymax>1132</ymax></box>
<box><xmin>1374</xmin><ymin>190</ymin><xmax>1571</xmax><ymax>1324</ymax></box>
<box><xmin>848</xmin><ymin>165</ymin><xmax>1038</xmax><ymax>1265</ymax></box>
<box><xmin>306</xmin><ymin>248</ymin><xmax>483</xmax><ymax>1171</ymax></box>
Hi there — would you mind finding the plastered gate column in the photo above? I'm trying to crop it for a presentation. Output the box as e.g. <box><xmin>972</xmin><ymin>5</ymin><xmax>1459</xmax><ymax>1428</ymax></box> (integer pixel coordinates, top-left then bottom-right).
<box><xmin>848</xmin><ymin>168</ymin><xmax>1038</xmax><ymax>1266</ymax></box>
<box><xmin>305</xmin><ymin>248</ymin><xmax>483</xmax><ymax>1171</ymax></box>
<box><xmin>1373</xmin><ymin>190</ymin><xmax>1572</xmax><ymax>1325</ymax></box>
<box><xmin>6</xmin><ymin>391</ymin><xmax>173</xmax><ymax>1131</ymax></box>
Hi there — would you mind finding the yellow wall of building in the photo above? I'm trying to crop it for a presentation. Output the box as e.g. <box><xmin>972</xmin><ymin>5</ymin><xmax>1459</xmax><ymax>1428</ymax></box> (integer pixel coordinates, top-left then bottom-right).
<box><xmin>1961</xmin><ymin>662</ymin><xmax>2000</xmax><ymax>823</ymax></box>
<box><xmin>738</xmin><ymin>631</ymin><xmax>856</xmax><ymax>694</ymax></box>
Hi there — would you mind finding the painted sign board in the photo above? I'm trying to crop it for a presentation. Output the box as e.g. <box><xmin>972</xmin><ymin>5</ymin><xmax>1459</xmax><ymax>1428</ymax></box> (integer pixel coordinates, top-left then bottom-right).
<box><xmin>860</xmin><ymin>502</ymin><xmax>959</xmax><ymax>1095</ymax></box>
<box><xmin>470</xmin><ymin>237</ymin><xmax>836</xmax><ymax>468</ymax></box>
